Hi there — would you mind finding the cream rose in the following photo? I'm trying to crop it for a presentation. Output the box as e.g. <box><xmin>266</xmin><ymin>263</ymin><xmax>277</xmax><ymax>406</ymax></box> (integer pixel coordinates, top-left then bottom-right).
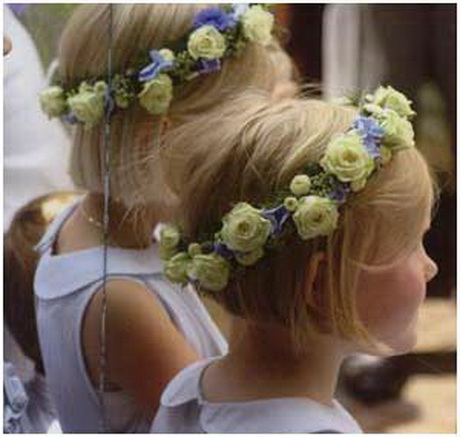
<box><xmin>283</xmin><ymin>196</ymin><xmax>299</xmax><ymax>212</ymax></box>
<box><xmin>39</xmin><ymin>86</ymin><xmax>67</xmax><ymax>118</ymax></box>
<box><xmin>187</xmin><ymin>25</ymin><xmax>226</xmax><ymax>60</ymax></box>
<box><xmin>289</xmin><ymin>174</ymin><xmax>311</xmax><ymax>197</ymax></box>
<box><xmin>160</xmin><ymin>224</ymin><xmax>181</xmax><ymax>249</ymax></box>
<box><xmin>363</xmin><ymin>103</ymin><xmax>384</xmax><ymax>118</ymax></box>
<box><xmin>94</xmin><ymin>81</ymin><xmax>108</xmax><ymax>96</ymax></box>
<box><xmin>159</xmin><ymin>245</ymin><xmax>178</xmax><ymax>261</ymax></box>
<box><xmin>373</xmin><ymin>86</ymin><xmax>415</xmax><ymax>118</ymax></box>
<box><xmin>221</xmin><ymin>202</ymin><xmax>272</xmax><ymax>253</ymax></box>
<box><xmin>241</xmin><ymin>5</ymin><xmax>274</xmax><ymax>46</ymax></box>
<box><xmin>159</xmin><ymin>48</ymin><xmax>175</xmax><ymax>63</ymax></box>
<box><xmin>350</xmin><ymin>177</ymin><xmax>367</xmax><ymax>192</ymax></box>
<box><xmin>320</xmin><ymin>132</ymin><xmax>375</xmax><ymax>184</ymax></box>
<box><xmin>293</xmin><ymin>196</ymin><xmax>339</xmax><ymax>240</ymax></box>
<box><xmin>188</xmin><ymin>243</ymin><xmax>202</xmax><ymax>257</ymax></box>
<box><xmin>187</xmin><ymin>253</ymin><xmax>230</xmax><ymax>292</ymax></box>
<box><xmin>164</xmin><ymin>252</ymin><xmax>191</xmax><ymax>285</ymax></box>
<box><xmin>235</xmin><ymin>247</ymin><xmax>264</xmax><ymax>266</ymax></box>
<box><xmin>378</xmin><ymin>109</ymin><xmax>415</xmax><ymax>151</ymax></box>
<box><xmin>159</xmin><ymin>224</ymin><xmax>181</xmax><ymax>260</ymax></box>
<box><xmin>67</xmin><ymin>82</ymin><xmax>105</xmax><ymax>127</ymax></box>
<box><xmin>138</xmin><ymin>74</ymin><xmax>173</xmax><ymax>115</ymax></box>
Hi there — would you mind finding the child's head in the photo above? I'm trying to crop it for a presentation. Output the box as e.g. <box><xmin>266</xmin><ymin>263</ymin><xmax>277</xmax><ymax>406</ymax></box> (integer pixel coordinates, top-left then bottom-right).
<box><xmin>4</xmin><ymin>192</ymin><xmax>78</xmax><ymax>374</ymax></box>
<box><xmin>159</xmin><ymin>90</ymin><xmax>438</xmax><ymax>356</ymax></box>
<box><xmin>55</xmin><ymin>4</ymin><xmax>297</xmax><ymax>214</ymax></box>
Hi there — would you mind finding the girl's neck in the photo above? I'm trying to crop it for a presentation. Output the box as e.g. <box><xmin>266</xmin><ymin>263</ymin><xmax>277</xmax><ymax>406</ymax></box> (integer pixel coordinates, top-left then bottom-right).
<box><xmin>78</xmin><ymin>192</ymin><xmax>157</xmax><ymax>249</ymax></box>
<box><xmin>202</xmin><ymin>318</ymin><xmax>346</xmax><ymax>406</ymax></box>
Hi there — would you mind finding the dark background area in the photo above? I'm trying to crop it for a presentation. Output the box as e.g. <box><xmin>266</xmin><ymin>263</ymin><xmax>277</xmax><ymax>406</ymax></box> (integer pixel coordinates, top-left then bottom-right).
<box><xmin>278</xmin><ymin>4</ymin><xmax>456</xmax><ymax>299</ymax></box>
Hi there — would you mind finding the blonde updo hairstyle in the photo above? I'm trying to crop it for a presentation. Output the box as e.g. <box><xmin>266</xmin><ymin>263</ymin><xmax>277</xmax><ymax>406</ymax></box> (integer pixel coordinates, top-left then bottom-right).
<box><xmin>161</xmin><ymin>92</ymin><xmax>436</xmax><ymax>352</ymax></box>
<box><xmin>58</xmin><ymin>4</ymin><xmax>296</xmax><ymax>218</ymax></box>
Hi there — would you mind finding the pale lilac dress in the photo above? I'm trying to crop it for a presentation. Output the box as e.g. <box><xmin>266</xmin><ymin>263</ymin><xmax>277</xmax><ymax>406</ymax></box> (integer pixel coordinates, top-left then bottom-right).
<box><xmin>34</xmin><ymin>201</ymin><xmax>228</xmax><ymax>433</ymax></box>
<box><xmin>151</xmin><ymin>358</ymin><xmax>363</xmax><ymax>433</ymax></box>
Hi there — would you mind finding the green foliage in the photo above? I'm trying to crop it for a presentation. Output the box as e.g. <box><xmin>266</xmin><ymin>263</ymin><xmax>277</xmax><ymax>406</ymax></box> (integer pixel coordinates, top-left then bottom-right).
<box><xmin>19</xmin><ymin>4</ymin><xmax>78</xmax><ymax>70</ymax></box>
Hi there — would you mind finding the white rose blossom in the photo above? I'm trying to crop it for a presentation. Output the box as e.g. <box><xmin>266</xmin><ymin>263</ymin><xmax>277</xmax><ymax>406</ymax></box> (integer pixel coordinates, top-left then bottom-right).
<box><xmin>293</xmin><ymin>196</ymin><xmax>339</xmax><ymax>240</ymax></box>
<box><xmin>39</xmin><ymin>86</ymin><xmax>67</xmax><ymax>118</ymax></box>
<box><xmin>67</xmin><ymin>82</ymin><xmax>105</xmax><ymax>127</ymax></box>
<box><xmin>320</xmin><ymin>132</ymin><xmax>375</xmax><ymax>187</ymax></box>
<box><xmin>372</xmin><ymin>85</ymin><xmax>416</xmax><ymax>118</ymax></box>
<box><xmin>187</xmin><ymin>25</ymin><xmax>226</xmax><ymax>60</ymax></box>
<box><xmin>241</xmin><ymin>5</ymin><xmax>274</xmax><ymax>46</ymax></box>
<box><xmin>138</xmin><ymin>74</ymin><xmax>173</xmax><ymax>115</ymax></box>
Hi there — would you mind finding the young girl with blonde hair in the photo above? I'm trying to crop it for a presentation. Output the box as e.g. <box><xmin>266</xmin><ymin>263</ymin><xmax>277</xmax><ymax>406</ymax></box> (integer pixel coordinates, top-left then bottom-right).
<box><xmin>151</xmin><ymin>88</ymin><xmax>438</xmax><ymax>432</ymax></box>
<box><xmin>34</xmin><ymin>4</ymin><xmax>297</xmax><ymax>432</ymax></box>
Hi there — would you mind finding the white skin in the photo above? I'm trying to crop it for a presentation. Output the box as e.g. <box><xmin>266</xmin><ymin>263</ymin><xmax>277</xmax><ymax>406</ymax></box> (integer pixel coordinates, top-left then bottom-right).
<box><xmin>201</xmin><ymin>217</ymin><xmax>438</xmax><ymax>406</ymax></box>
<box><xmin>4</xmin><ymin>35</ymin><xmax>12</xmax><ymax>55</ymax></box>
<box><xmin>355</xmin><ymin>235</ymin><xmax>438</xmax><ymax>355</ymax></box>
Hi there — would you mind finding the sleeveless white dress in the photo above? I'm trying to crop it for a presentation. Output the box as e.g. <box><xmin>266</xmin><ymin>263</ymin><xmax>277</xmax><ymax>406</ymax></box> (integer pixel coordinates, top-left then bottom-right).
<box><xmin>151</xmin><ymin>358</ymin><xmax>363</xmax><ymax>433</ymax></box>
<box><xmin>34</xmin><ymin>201</ymin><xmax>228</xmax><ymax>433</ymax></box>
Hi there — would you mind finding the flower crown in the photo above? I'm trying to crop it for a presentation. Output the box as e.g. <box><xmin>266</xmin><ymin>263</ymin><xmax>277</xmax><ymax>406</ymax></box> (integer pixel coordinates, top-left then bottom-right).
<box><xmin>159</xmin><ymin>86</ymin><xmax>416</xmax><ymax>292</ymax></box>
<box><xmin>38</xmin><ymin>4</ymin><xmax>274</xmax><ymax>128</ymax></box>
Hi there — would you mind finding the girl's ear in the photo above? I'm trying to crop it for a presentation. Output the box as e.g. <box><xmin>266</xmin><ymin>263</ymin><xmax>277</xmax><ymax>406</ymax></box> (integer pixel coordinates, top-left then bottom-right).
<box><xmin>304</xmin><ymin>251</ymin><xmax>335</xmax><ymax>334</ymax></box>
<box><xmin>304</xmin><ymin>251</ymin><xmax>326</xmax><ymax>309</ymax></box>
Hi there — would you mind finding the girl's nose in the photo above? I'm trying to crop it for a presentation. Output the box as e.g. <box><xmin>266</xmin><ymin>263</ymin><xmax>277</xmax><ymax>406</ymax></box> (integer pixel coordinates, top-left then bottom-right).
<box><xmin>425</xmin><ymin>257</ymin><xmax>439</xmax><ymax>282</ymax></box>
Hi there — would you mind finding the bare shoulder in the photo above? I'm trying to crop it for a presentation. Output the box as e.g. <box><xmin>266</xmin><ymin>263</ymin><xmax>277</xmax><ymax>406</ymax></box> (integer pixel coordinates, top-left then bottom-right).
<box><xmin>97</xmin><ymin>277</ymin><xmax>170</xmax><ymax>321</ymax></box>
<box><xmin>82</xmin><ymin>277</ymin><xmax>198</xmax><ymax>407</ymax></box>
<box><xmin>82</xmin><ymin>278</ymin><xmax>176</xmax><ymax>367</ymax></box>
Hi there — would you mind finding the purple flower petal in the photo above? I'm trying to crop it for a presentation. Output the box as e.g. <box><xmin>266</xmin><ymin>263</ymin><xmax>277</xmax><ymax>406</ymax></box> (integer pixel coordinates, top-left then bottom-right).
<box><xmin>201</xmin><ymin>243</ymin><xmax>215</xmax><ymax>254</ymax></box>
<box><xmin>363</xmin><ymin>138</ymin><xmax>381</xmax><ymax>159</ymax></box>
<box><xmin>194</xmin><ymin>7</ymin><xmax>236</xmax><ymax>31</ymax></box>
<box><xmin>329</xmin><ymin>183</ymin><xmax>351</xmax><ymax>204</ymax></box>
<box><xmin>214</xmin><ymin>243</ymin><xmax>235</xmax><ymax>260</ymax></box>
<box><xmin>353</xmin><ymin>116</ymin><xmax>384</xmax><ymax>159</ymax></box>
<box><xmin>197</xmin><ymin>59</ymin><xmax>221</xmax><ymax>75</ymax></box>
<box><xmin>138</xmin><ymin>50</ymin><xmax>174</xmax><ymax>82</ymax></box>
<box><xmin>63</xmin><ymin>112</ymin><xmax>78</xmax><ymax>124</ymax></box>
<box><xmin>262</xmin><ymin>205</ymin><xmax>290</xmax><ymax>237</ymax></box>
<box><xmin>353</xmin><ymin>116</ymin><xmax>384</xmax><ymax>139</ymax></box>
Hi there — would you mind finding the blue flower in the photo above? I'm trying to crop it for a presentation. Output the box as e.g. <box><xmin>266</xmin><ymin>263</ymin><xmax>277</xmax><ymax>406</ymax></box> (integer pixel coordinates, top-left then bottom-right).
<box><xmin>363</xmin><ymin>140</ymin><xmax>381</xmax><ymax>159</ymax></box>
<box><xmin>353</xmin><ymin>116</ymin><xmax>385</xmax><ymax>140</ymax></box>
<box><xmin>63</xmin><ymin>112</ymin><xmax>78</xmax><ymax>124</ymax></box>
<box><xmin>329</xmin><ymin>183</ymin><xmax>351</xmax><ymax>204</ymax></box>
<box><xmin>138</xmin><ymin>50</ymin><xmax>174</xmax><ymax>82</ymax></box>
<box><xmin>213</xmin><ymin>243</ymin><xmax>235</xmax><ymax>260</ymax></box>
<box><xmin>194</xmin><ymin>7</ymin><xmax>236</xmax><ymax>31</ymax></box>
<box><xmin>353</xmin><ymin>116</ymin><xmax>385</xmax><ymax>158</ymax></box>
<box><xmin>261</xmin><ymin>205</ymin><xmax>290</xmax><ymax>237</ymax></box>
<box><xmin>197</xmin><ymin>59</ymin><xmax>221</xmax><ymax>75</ymax></box>
<box><xmin>231</xmin><ymin>4</ymin><xmax>250</xmax><ymax>20</ymax></box>
<box><xmin>201</xmin><ymin>242</ymin><xmax>215</xmax><ymax>254</ymax></box>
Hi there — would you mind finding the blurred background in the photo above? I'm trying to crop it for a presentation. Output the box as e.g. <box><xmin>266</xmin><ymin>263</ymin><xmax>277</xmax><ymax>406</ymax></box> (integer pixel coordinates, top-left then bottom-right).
<box><xmin>4</xmin><ymin>3</ymin><xmax>456</xmax><ymax>434</ymax></box>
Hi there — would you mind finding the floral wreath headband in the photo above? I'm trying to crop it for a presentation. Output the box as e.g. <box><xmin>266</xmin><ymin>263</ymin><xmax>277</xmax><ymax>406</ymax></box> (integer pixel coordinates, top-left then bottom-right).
<box><xmin>158</xmin><ymin>86</ymin><xmax>416</xmax><ymax>292</ymax></box>
<box><xmin>38</xmin><ymin>4</ymin><xmax>274</xmax><ymax>128</ymax></box>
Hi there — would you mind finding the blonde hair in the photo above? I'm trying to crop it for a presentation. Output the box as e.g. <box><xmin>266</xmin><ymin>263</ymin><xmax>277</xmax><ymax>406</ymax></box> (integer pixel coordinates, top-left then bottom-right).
<box><xmin>58</xmin><ymin>4</ymin><xmax>297</xmax><ymax>215</ymax></box>
<box><xmin>160</xmin><ymin>92</ymin><xmax>436</xmax><ymax>351</ymax></box>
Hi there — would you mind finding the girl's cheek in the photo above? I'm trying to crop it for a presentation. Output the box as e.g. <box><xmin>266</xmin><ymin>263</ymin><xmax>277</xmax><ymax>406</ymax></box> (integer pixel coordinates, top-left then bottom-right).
<box><xmin>355</xmin><ymin>264</ymin><xmax>426</xmax><ymax>346</ymax></box>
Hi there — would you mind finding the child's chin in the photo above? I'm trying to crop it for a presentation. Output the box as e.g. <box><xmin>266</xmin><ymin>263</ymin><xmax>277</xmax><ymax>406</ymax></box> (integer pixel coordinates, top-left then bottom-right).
<box><xmin>355</xmin><ymin>330</ymin><xmax>418</xmax><ymax>357</ymax></box>
<box><xmin>386</xmin><ymin>331</ymin><xmax>418</xmax><ymax>356</ymax></box>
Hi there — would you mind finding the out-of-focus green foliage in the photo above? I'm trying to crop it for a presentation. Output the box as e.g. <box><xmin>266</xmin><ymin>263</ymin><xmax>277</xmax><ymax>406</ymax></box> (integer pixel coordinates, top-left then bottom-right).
<box><xmin>18</xmin><ymin>4</ymin><xmax>79</xmax><ymax>70</ymax></box>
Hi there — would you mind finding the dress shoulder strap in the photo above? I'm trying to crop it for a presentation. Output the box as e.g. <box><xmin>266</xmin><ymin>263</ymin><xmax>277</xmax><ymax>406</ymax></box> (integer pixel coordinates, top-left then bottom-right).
<box><xmin>34</xmin><ymin>199</ymin><xmax>81</xmax><ymax>255</ymax></box>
